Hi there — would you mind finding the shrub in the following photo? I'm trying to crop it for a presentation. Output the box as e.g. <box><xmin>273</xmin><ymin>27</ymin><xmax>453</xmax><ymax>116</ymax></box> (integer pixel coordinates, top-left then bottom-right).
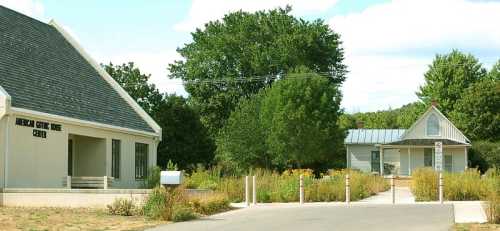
<box><xmin>469</xmin><ymin>141</ymin><xmax>500</xmax><ymax>173</ymax></box>
<box><xmin>444</xmin><ymin>169</ymin><xmax>489</xmax><ymax>200</ymax></box>
<box><xmin>143</xmin><ymin>186</ymin><xmax>189</xmax><ymax>221</ymax></box>
<box><xmin>190</xmin><ymin>193</ymin><xmax>231</xmax><ymax>215</ymax></box>
<box><xmin>171</xmin><ymin>205</ymin><xmax>197</xmax><ymax>222</ymax></box>
<box><xmin>411</xmin><ymin>168</ymin><xmax>438</xmax><ymax>201</ymax></box>
<box><xmin>144</xmin><ymin>166</ymin><xmax>162</xmax><ymax>189</ymax></box>
<box><xmin>411</xmin><ymin>168</ymin><xmax>495</xmax><ymax>201</ymax></box>
<box><xmin>184</xmin><ymin>167</ymin><xmax>388</xmax><ymax>203</ymax></box>
<box><xmin>107</xmin><ymin>198</ymin><xmax>136</xmax><ymax>216</ymax></box>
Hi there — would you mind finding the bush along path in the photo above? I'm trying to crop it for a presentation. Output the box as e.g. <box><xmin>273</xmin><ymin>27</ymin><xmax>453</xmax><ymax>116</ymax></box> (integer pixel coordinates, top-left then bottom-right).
<box><xmin>184</xmin><ymin>168</ymin><xmax>389</xmax><ymax>204</ymax></box>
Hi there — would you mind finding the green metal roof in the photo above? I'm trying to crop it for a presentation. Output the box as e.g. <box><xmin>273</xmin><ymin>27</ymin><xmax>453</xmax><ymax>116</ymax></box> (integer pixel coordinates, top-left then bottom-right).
<box><xmin>345</xmin><ymin>129</ymin><xmax>406</xmax><ymax>144</ymax></box>
<box><xmin>0</xmin><ymin>6</ymin><xmax>154</xmax><ymax>133</ymax></box>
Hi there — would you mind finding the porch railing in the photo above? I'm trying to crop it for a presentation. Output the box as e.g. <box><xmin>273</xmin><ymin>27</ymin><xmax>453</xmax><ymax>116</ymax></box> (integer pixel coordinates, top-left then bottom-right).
<box><xmin>63</xmin><ymin>176</ymin><xmax>113</xmax><ymax>189</ymax></box>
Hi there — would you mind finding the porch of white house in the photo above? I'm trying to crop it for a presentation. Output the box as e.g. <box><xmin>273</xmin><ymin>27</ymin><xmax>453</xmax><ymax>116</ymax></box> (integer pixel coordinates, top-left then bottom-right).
<box><xmin>375</xmin><ymin>145</ymin><xmax>468</xmax><ymax>176</ymax></box>
<box><xmin>65</xmin><ymin>134</ymin><xmax>112</xmax><ymax>189</ymax></box>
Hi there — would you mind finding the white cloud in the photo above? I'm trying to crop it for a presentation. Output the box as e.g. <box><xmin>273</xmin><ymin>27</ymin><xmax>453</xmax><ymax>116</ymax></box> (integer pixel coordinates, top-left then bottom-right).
<box><xmin>0</xmin><ymin>0</ymin><xmax>44</xmax><ymax>20</ymax></box>
<box><xmin>98</xmin><ymin>52</ymin><xmax>188</xmax><ymax>97</ymax></box>
<box><xmin>330</xmin><ymin>0</ymin><xmax>500</xmax><ymax>112</ymax></box>
<box><xmin>175</xmin><ymin>0</ymin><xmax>338</xmax><ymax>32</ymax></box>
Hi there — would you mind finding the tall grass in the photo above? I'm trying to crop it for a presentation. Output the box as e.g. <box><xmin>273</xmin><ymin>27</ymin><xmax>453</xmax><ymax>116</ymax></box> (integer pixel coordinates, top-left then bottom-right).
<box><xmin>484</xmin><ymin>169</ymin><xmax>500</xmax><ymax>224</ymax></box>
<box><xmin>411</xmin><ymin>168</ymin><xmax>498</xmax><ymax>202</ymax></box>
<box><xmin>184</xmin><ymin>168</ymin><xmax>388</xmax><ymax>203</ymax></box>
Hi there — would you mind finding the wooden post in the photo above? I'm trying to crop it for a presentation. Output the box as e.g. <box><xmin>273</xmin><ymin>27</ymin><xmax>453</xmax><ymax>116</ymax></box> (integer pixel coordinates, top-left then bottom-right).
<box><xmin>66</xmin><ymin>176</ymin><xmax>71</xmax><ymax>189</ymax></box>
<box><xmin>391</xmin><ymin>175</ymin><xmax>395</xmax><ymax>204</ymax></box>
<box><xmin>252</xmin><ymin>175</ymin><xmax>257</xmax><ymax>205</ymax></box>
<box><xmin>103</xmin><ymin>176</ymin><xmax>108</xmax><ymax>190</ymax></box>
<box><xmin>245</xmin><ymin>176</ymin><xmax>250</xmax><ymax>207</ymax></box>
<box><xmin>439</xmin><ymin>172</ymin><xmax>443</xmax><ymax>204</ymax></box>
<box><xmin>299</xmin><ymin>175</ymin><xmax>304</xmax><ymax>204</ymax></box>
<box><xmin>345</xmin><ymin>174</ymin><xmax>350</xmax><ymax>205</ymax></box>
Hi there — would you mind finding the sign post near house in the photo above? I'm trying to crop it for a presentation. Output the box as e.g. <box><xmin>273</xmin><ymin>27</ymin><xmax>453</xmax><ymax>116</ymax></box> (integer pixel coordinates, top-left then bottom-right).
<box><xmin>435</xmin><ymin>141</ymin><xmax>444</xmax><ymax>204</ymax></box>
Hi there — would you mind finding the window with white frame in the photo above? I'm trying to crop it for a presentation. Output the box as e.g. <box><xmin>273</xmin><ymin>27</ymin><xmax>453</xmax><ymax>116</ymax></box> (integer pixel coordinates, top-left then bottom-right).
<box><xmin>427</xmin><ymin>114</ymin><xmax>440</xmax><ymax>136</ymax></box>
<box><xmin>135</xmin><ymin>143</ymin><xmax>148</xmax><ymax>180</ymax></box>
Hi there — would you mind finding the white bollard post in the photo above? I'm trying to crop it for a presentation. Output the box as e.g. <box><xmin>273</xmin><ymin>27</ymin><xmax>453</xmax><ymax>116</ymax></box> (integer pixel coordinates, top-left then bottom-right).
<box><xmin>299</xmin><ymin>175</ymin><xmax>304</xmax><ymax>204</ymax></box>
<box><xmin>67</xmin><ymin>176</ymin><xmax>71</xmax><ymax>189</ymax></box>
<box><xmin>345</xmin><ymin>174</ymin><xmax>350</xmax><ymax>205</ymax></box>
<box><xmin>245</xmin><ymin>176</ymin><xmax>250</xmax><ymax>207</ymax></box>
<box><xmin>391</xmin><ymin>175</ymin><xmax>395</xmax><ymax>204</ymax></box>
<box><xmin>439</xmin><ymin>172</ymin><xmax>443</xmax><ymax>204</ymax></box>
<box><xmin>252</xmin><ymin>175</ymin><xmax>257</xmax><ymax>205</ymax></box>
<box><xmin>103</xmin><ymin>176</ymin><xmax>108</xmax><ymax>190</ymax></box>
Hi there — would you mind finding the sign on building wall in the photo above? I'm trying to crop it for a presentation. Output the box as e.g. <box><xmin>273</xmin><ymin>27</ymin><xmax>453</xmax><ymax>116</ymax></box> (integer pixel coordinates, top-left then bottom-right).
<box><xmin>15</xmin><ymin>117</ymin><xmax>62</xmax><ymax>139</ymax></box>
<box><xmin>435</xmin><ymin>141</ymin><xmax>443</xmax><ymax>171</ymax></box>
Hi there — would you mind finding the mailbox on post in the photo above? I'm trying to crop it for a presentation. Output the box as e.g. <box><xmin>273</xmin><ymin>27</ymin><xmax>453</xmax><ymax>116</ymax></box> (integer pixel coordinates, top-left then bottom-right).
<box><xmin>160</xmin><ymin>171</ymin><xmax>183</xmax><ymax>185</ymax></box>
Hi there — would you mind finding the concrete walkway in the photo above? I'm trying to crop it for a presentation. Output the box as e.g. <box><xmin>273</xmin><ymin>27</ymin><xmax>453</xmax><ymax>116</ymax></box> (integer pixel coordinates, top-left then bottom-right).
<box><xmin>358</xmin><ymin>187</ymin><xmax>488</xmax><ymax>223</ymax></box>
<box><xmin>360</xmin><ymin>187</ymin><xmax>415</xmax><ymax>204</ymax></box>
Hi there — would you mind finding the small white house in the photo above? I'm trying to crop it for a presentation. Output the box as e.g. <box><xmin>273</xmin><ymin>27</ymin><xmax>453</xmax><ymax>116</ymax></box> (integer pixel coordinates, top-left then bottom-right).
<box><xmin>345</xmin><ymin>105</ymin><xmax>470</xmax><ymax>176</ymax></box>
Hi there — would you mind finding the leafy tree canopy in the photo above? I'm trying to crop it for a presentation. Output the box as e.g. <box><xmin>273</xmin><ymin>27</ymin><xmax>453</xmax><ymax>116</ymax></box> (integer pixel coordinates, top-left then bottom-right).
<box><xmin>450</xmin><ymin>77</ymin><xmax>500</xmax><ymax>141</ymax></box>
<box><xmin>153</xmin><ymin>95</ymin><xmax>216</xmax><ymax>171</ymax></box>
<box><xmin>416</xmin><ymin>50</ymin><xmax>487</xmax><ymax>114</ymax></box>
<box><xmin>169</xmin><ymin>6</ymin><xmax>346</xmax><ymax>138</ymax></box>
<box><xmin>217</xmin><ymin>71</ymin><xmax>345</xmax><ymax>171</ymax></box>
<box><xmin>104</xmin><ymin>62</ymin><xmax>163</xmax><ymax>115</ymax></box>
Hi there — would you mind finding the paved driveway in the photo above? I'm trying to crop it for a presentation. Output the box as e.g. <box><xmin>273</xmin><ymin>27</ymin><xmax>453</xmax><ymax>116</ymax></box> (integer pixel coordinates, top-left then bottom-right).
<box><xmin>148</xmin><ymin>204</ymin><xmax>454</xmax><ymax>231</ymax></box>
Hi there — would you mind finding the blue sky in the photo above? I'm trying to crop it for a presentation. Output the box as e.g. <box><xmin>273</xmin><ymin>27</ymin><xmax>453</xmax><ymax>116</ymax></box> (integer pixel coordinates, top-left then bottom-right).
<box><xmin>2</xmin><ymin>0</ymin><xmax>499</xmax><ymax>113</ymax></box>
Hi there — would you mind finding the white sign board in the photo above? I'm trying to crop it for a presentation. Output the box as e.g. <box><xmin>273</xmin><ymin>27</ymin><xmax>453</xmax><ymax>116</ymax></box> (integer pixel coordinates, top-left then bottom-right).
<box><xmin>434</xmin><ymin>142</ymin><xmax>443</xmax><ymax>172</ymax></box>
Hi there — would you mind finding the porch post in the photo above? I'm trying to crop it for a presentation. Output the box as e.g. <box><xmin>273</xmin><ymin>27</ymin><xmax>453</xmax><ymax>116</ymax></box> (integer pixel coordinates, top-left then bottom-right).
<box><xmin>408</xmin><ymin>147</ymin><xmax>411</xmax><ymax>176</ymax></box>
<box><xmin>379</xmin><ymin>145</ymin><xmax>384</xmax><ymax>175</ymax></box>
<box><xmin>464</xmin><ymin>146</ymin><xmax>468</xmax><ymax>170</ymax></box>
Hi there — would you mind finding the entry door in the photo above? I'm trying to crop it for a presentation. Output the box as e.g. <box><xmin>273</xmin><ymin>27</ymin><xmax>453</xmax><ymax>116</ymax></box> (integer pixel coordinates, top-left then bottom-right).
<box><xmin>371</xmin><ymin>151</ymin><xmax>380</xmax><ymax>173</ymax></box>
<box><xmin>68</xmin><ymin>139</ymin><xmax>73</xmax><ymax>176</ymax></box>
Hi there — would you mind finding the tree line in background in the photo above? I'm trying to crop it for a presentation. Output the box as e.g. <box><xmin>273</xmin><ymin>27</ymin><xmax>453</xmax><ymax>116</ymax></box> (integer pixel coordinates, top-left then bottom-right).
<box><xmin>105</xmin><ymin>7</ymin><xmax>499</xmax><ymax>174</ymax></box>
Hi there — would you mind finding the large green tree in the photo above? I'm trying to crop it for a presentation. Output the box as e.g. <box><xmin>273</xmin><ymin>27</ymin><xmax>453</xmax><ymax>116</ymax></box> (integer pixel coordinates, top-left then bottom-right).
<box><xmin>416</xmin><ymin>50</ymin><xmax>487</xmax><ymax>114</ymax></box>
<box><xmin>261</xmin><ymin>72</ymin><xmax>344</xmax><ymax>168</ymax></box>
<box><xmin>216</xmin><ymin>92</ymin><xmax>269</xmax><ymax>172</ymax></box>
<box><xmin>450</xmin><ymin>77</ymin><xmax>500</xmax><ymax>141</ymax></box>
<box><xmin>169</xmin><ymin>7</ymin><xmax>346</xmax><ymax>137</ymax></box>
<box><xmin>104</xmin><ymin>62</ymin><xmax>163</xmax><ymax>115</ymax></box>
<box><xmin>217</xmin><ymin>72</ymin><xmax>345</xmax><ymax>171</ymax></box>
<box><xmin>154</xmin><ymin>95</ymin><xmax>216</xmax><ymax>170</ymax></box>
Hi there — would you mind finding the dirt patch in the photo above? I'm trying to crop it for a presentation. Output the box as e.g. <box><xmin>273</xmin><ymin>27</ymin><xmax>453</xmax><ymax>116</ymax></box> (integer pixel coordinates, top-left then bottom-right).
<box><xmin>0</xmin><ymin>207</ymin><xmax>166</xmax><ymax>231</ymax></box>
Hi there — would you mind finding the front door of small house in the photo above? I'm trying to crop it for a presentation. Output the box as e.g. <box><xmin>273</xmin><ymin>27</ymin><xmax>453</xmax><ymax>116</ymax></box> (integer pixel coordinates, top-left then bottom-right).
<box><xmin>371</xmin><ymin>151</ymin><xmax>380</xmax><ymax>173</ymax></box>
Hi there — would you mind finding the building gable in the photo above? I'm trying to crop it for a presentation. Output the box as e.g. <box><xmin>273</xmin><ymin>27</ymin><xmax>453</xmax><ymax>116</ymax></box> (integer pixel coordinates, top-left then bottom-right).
<box><xmin>0</xmin><ymin>6</ymin><xmax>160</xmax><ymax>136</ymax></box>
<box><xmin>402</xmin><ymin>106</ymin><xmax>470</xmax><ymax>144</ymax></box>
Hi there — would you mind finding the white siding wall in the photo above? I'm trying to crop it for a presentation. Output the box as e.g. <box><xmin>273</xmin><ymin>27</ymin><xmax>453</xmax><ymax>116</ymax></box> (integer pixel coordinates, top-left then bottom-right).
<box><xmin>383</xmin><ymin>149</ymin><xmax>400</xmax><ymax>175</ymax></box>
<box><xmin>6</xmin><ymin>113</ymin><xmax>158</xmax><ymax>189</ymax></box>
<box><xmin>404</xmin><ymin>109</ymin><xmax>468</xmax><ymax>143</ymax></box>
<box><xmin>348</xmin><ymin>144</ymin><xmax>378</xmax><ymax>172</ymax></box>
<box><xmin>0</xmin><ymin>117</ymin><xmax>5</xmax><ymax>188</ymax></box>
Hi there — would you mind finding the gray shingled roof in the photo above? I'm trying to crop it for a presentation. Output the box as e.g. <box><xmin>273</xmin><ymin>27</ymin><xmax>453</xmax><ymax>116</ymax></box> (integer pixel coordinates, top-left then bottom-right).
<box><xmin>345</xmin><ymin>129</ymin><xmax>406</xmax><ymax>144</ymax></box>
<box><xmin>0</xmin><ymin>6</ymin><xmax>154</xmax><ymax>133</ymax></box>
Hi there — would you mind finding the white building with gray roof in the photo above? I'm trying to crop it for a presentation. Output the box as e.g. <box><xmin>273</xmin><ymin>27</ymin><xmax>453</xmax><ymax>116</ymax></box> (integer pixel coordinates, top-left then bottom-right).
<box><xmin>345</xmin><ymin>104</ymin><xmax>470</xmax><ymax>176</ymax></box>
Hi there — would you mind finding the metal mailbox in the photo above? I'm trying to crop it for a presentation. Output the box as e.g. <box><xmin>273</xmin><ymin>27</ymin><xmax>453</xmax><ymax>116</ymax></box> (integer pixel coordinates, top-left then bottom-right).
<box><xmin>160</xmin><ymin>171</ymin><xmax>183</xmax><ymax>185</ymax></box>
